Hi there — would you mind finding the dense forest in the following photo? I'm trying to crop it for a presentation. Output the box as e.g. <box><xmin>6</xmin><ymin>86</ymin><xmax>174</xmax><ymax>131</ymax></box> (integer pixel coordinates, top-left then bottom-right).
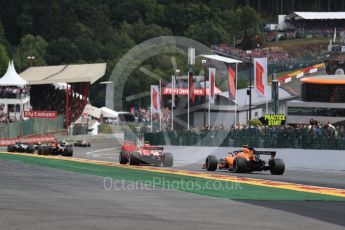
<box><xmin>0</xmin><ymin>0</ymin><xmax>343</xmax><ymax>108</ymax></box>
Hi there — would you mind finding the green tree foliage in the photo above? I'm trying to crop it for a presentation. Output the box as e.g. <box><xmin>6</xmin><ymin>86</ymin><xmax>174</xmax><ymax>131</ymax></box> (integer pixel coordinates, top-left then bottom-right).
<box><xmin>45</xmin><ymin>38</ymin><xmax>81</xmax><ymax>65</ymax></box>
<box><xmin>0</xmin><ymin>44</ymin><xmax>9</xmax><ymax>75</ymax></box>
<box><xmin>236</xmin><ymin>6</ymin><xmax>263</xmax><ymax>49</ymax></box>
<box><xmin>0</xmin><ymin>1</ymin><xmax>274</xmax><ymax>108</ymax></box>
<box><xmin>13</xmin><ymin>34</ymin><xmax>48</xmax><ymax>70</ymax></box>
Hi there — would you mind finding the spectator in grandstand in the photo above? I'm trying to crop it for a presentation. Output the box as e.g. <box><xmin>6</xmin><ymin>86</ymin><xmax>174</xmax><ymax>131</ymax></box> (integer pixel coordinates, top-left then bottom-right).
<box><xmin>212</xmin><ymin>44</ymin><xmax>290</xmax><ymax>63</ymax></box>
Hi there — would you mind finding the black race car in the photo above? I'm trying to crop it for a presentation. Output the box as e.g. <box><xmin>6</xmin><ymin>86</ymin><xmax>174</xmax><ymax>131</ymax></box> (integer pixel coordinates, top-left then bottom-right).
<box><xmin>7</xmin><ymin>142</ymin><xmax>35</xmax><ymax>153</ymax></box>
<box><xmin>74</xmin><ymin>140</ymin><xmax>91</xmax><ymax>147</ymax></box>
<box><xmin>37</xmin><ymin>141</ymin><xmax>73</xmax><ymax>157</ymax></box>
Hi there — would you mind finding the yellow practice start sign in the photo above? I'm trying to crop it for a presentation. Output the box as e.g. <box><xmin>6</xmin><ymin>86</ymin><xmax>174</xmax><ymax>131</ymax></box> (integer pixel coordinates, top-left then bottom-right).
<box><xmin>264</xmin><ymin>114</ymin><xmax>286</xmax><ymax>126</ymax></box>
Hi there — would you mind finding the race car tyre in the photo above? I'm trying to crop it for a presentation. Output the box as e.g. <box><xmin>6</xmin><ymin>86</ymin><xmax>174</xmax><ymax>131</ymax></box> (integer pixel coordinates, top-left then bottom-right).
<box><xmin>269</xmin><ymin>158</ymin><xmax>285</xmax><ymax>175</ymax></box>
<box><xmin>162</xmin><ymin>152</ymin><xmax>174</xmax><ymax>167</ymax></box>
<box><xmin>27</xmin><ymin>145</ymin><xmax>35</xmax><ymax>153</ymax></box>
<box><xmin>335</xmin><ymin>68</ymin><xmax>345</xmax><ymax>75</ymax></box>
<box><xmin>88</xmin><ymin>143</ymin><xmax>91</xmax><ymax>147</ymax></box>
<box><xmin>7</xmin><ymin>145</ymin><xmax>14</xmax><ymax>152</ymax></box>
<box><xmin>42</xmin><ymin>146</ymin><xmax>50</xmax><ymax>155</ymax></box>
<box><xmin>37</xmin><ymin>146</ymin><xmax>43</xmax><ymax>155</ymax></box>
<box><xmin>233</xmin><ymin>157</ymin><xmax>248</xmax><ymax>173</ymax></box>
<box><xmin>205</xmin><ymin>155</ymin><xmax>218</xmax><ymax>171</ymax></box>
<box><xmin>119</xmin><ymin>151</ymin><xmax>129</xmax><ymax>164</ymax></box>
<box><xmin>62</xmin><ymin>146</ymin><xmax>73</xmax><ymax>157</ymax></box>
<box><xmin>129</xmin><ymin>152</ymin><xmax>140</xmax><ymax>165</ymax></box>
<box><xmin>74</xmin><ymin>143</ymin><xmax>77</xmax><ymax>146</ymax></box>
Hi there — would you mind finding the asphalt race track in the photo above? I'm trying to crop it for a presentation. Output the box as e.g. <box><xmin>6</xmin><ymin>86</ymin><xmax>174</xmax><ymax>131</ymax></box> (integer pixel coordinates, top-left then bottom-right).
<box><xmin>1</xmin><ymin>138</ymin><xmax>345</xmax><ymax>230</ymax></box>
<box><xmin>71</xmin><ymin>139</ymin><xmax>345</xmax><ymax>189</ymax></box>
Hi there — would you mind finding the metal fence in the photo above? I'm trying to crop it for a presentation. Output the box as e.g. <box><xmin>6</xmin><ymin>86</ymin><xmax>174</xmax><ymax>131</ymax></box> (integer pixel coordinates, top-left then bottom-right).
<box><xmin>144</xmin><ymin>128</ymin><xmax>345</xmax><ymax>150</ymax></box>
<box><xmin>0</xmin><ymin>115</ymin><xmax>64</xmax><ymax>138</ymax></box>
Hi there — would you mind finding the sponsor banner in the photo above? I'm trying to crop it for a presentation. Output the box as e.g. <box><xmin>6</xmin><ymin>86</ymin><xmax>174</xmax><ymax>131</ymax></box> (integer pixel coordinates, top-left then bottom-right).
<box><xmin>264</xmin><ymin>114</ymin><xmax>286</xmax><ymax>126</ymax></box>
<box><xmin>227</xmin><ymin>65</ymin><xmax>236</xmax><ymax>100</ymax></box>
<box><xmin>24</xmin><ymin>111</ymin><xmax>57</xmax><ymax>119</ymax></box>
<box><xmin>0</xmin><ymin>135</ymin><xmax>56</xmax><ymax>146</ymax></box>
<box><xmin>171</xmin><ymin>75</ymin><xmax>176</xmax><ymax>107</ymax></box>
<box><xmin>253</xmin><ymin>57</ymin><xmax>268</xmax><ymax>97</ymax></box>
<box><xmin>151</xmin><ymin>85</ymin><xmax>160</xmax><ymax>113</ymax></box>
<box><xmin>209</xmin><ymin>68</ymin><xmax>216</xmax><ymax>104</ymax></box>
<box><xmin>189</xmin><ymin>72</ymin><xmax>195</xmax><ymax>103</ymax></box>
<box><xmin>163</xmin><ymin>87</ymin><xmax>205</xmax><ymax>95</ymax></box>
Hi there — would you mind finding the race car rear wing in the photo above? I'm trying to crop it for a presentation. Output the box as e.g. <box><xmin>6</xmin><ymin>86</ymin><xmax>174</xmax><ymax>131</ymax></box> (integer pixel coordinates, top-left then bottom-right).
<box><xmin>143</xmin><ymin>146</ymin><xmax>164</xmax><ymax>151</ymax></box>
<box><xmin>255</xmin><ymin>151</ymin><xmax>276</xmax><ymax>158</ymax></box>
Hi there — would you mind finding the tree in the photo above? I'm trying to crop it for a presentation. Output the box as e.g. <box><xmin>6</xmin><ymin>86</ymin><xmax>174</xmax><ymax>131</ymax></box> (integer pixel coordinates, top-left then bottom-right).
<box><xmin>0</xmin><ymin>44</ymin><xmax>9</xmax><ymax>75</ymax></box>
<box><xmin>45</xmin><ymin>38</ymin><xmax>81</xmax><ymax>65</ymax></box>
<box><xmin>236</xmin><ymin>6</ymin><xmax>263</xmax><ymax>49</ymax></box>
<box><xmin>74</xmin><ymin>37</ymin><xmax>101</xmax><ymax>62</ymax></box>
<box><xmin>186</xmin><ymin>21</ymin><xmax>228</xmax><ymax>46</ymax></box>
<box><xmin>13</xmin><ymin>34</ymin><xmax>48</xmax><ymax>70</ymax></box>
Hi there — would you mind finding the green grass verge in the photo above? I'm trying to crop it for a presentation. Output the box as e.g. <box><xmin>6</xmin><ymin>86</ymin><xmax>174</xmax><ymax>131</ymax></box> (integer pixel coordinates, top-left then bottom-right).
<box><xmin>0</xmin><ymin>153</ymin><xmax>344</xmax><ymax>201</ymax></box>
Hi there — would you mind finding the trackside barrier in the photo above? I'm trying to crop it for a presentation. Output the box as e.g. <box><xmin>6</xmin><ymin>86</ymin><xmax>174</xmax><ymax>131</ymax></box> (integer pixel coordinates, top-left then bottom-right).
<box><xmin>0</xmin><ymin>135</ymin><xmax>56</xmax><ymax>146</ymax></box>
<box><xmin>0</xmin><ymin>115</ymin><xmax>64</xmax><ymax>138</ymax></box>
<box><xmin>278</xmin><ymin>63</ymin><xmax>325</xmax><ymax>83</ymax></box>
<box><xmin>144</xmin><ymin>129</ymin><xmax>345</xmax><ymax>150</ymax></box>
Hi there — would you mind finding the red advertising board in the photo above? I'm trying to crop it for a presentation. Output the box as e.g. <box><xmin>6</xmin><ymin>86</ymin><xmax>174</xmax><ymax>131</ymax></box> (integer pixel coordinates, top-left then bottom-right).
<box><xmin>24</xmin><ymin>111</ymin><xmax>57</xmax><ymax>119</ymax></box>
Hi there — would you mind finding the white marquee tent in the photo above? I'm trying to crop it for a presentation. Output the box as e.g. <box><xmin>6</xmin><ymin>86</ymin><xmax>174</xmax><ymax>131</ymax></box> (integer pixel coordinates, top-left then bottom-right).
<box><xmin>0</xmin><ymin>61</ymin><xmax>28</xmax><ymax>87</ymax></box>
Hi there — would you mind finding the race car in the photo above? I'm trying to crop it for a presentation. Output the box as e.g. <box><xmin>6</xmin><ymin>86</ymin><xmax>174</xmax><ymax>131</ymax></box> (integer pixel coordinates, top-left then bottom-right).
<box><xmin>37</xmin><ymin>141</ymin><xmax>73</xmax><ymax>157</ymax></box>
<box><xmin>203</xmin><ymin>145</ymin><xmax>285</xmax><ymax>175</ymax></box>
<box><xmin>7</xmin><ymin>142</ymin><xmax>35</xmax><ymax>153</ymax></box>
<box><xmin>74</xmin><ymin>140</ymin><xmax>91</xmax><ymax>147</ymax></box>
<box><xmin>119</xmin><ymin>141</ymin><xmax>173</xmax><ymax>167</ymax></box>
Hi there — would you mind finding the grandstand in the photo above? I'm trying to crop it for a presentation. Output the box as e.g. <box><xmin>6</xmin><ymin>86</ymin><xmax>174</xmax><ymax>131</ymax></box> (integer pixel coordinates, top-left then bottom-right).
<box><xmin>20</xmin><ymin>63</ymin><xmax>106</xmax><ymax>128</ymax></box>
<box><xmin>284</xmin><ymin>12</ymin><xmax>345</xmax><ymax>38</ymax></box>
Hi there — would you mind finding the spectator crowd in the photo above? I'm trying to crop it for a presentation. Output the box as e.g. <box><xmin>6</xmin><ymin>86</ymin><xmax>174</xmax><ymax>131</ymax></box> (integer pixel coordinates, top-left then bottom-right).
<box><xmin>212</xmin><ymin>44</ymin><xmax>291</xmax><ymax>63</ymax></box>
<box><xmin>0</xmin><ymin>103</ymin><xmax>17</xmax><ymax>123</ymax></box>
<box><xmin>287</xmin><ymin>19</ymin><xmax>345</xmax><ymax>39</ymax></box>
<box><xmin>144</xmin><ymin>118</ymin><xmax>345</xmax><ymax>150</ymax></box>
<box><xmin>0</xmin><ymin>86</ymin><xmax>30</xmax><ymax>99</ymax></box>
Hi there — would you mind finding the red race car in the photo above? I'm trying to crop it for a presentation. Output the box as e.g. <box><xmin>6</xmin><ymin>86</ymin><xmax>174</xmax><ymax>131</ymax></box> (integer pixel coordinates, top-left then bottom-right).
<box><xmin>119</xmin><ymin>141</ymin><xmax>173</xmax><ymax>167</ymax></box>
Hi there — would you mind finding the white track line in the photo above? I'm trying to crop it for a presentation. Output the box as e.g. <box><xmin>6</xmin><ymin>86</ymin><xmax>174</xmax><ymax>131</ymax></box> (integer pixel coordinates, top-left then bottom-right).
<box><xmin>86</xmin><ymin>148</ymin><xmax>119</xmax><ymax>155</ymax></box>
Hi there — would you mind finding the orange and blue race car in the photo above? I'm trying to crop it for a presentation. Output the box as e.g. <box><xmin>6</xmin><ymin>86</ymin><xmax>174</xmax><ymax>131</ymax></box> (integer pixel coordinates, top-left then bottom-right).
<box><xmin>203</xmin><ymin>145</ymin><xmax>285</xmax><ymax>175</ymax></box>
<box><xmin>119</xmin><ymin>141</ymin><xmax>173</xmax><ymax>167</ymax></box>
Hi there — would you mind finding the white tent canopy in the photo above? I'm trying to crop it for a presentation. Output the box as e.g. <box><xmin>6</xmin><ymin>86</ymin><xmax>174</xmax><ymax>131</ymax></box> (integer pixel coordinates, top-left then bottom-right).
<box><xmin>100</xmin><ymin>107</ymin><xmax>118</xmax><ymax>118</ymax></box>
<box><xmin>0</xmin><ymin>61</ymin><xmax>28</xmax><ymax>88</ymax></box>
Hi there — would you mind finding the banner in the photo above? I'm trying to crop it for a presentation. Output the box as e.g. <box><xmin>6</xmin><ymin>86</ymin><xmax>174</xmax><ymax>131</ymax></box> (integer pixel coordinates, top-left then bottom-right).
<box><xmin>162</xmin><ymin>87</ymin><xmax>221</xmax><ymax>95</ymax></box>
<box><xmin>208</xmin><ymin>68</ymin><xmax>216</xmax><ymax>104</ymax></box>
<box><xmin>151</xmin><ymin>85</ymin><xmax>160</xmax><ymax>113</ymax></box>
<box><xmin>23</xmin><ymin>111</ymin><xmax>57</xmax><ymax>119</ymax></box>
<box><xmin>254</xmin><ymin>57</ymin><xmax>268</xmax><ymax>97</ymax></box>
<box><xmin>264</xmin><ymin>114</ymin><xmax>286</xmax><ymax>126</ymax></box>
<box><xmin>189</xmin><ymin>72</ymin><xmax>195</xmax><ymax>103</ymax></box>
<box><xmin>171</xmin><ymin>75</ymin><xmax>176</xmax><ymax>107</ymax></box>
<box><xmin>227</xmin><ymin>65</ymin><xmax>236</xmax><ymax>100</ymax></box>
